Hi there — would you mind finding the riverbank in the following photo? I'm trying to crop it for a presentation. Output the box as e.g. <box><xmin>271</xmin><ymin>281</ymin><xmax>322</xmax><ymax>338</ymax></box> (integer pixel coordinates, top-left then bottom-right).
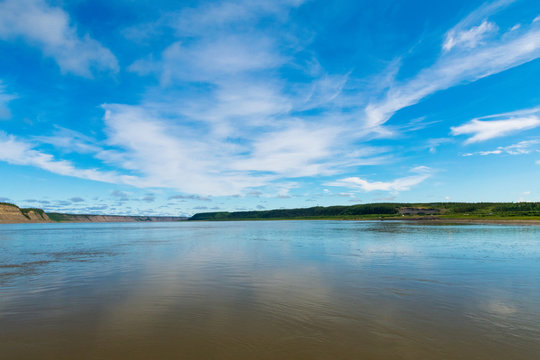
<box><xmin>189</xmin><ymin>202</ymin><xmax>540</xmax><ymax>224</ymax></box>
<box><xmin>410</xmin><ymin>217</ymin><xmax>540</xmax><ymax>225</ymax></box>
<box><xmin>0</xmin><ymin>203</ymin><xmax>186</xmax><ymax>224</ymax></box>
<box><xmin>188</xmin><ymin>216</ymin><xmax>540</xmax><ymax>225</ymax></box>
<box><xmin>3</xmin><ymin>201</ymin><xmax>540</xmax><ymax>225</ymax></box>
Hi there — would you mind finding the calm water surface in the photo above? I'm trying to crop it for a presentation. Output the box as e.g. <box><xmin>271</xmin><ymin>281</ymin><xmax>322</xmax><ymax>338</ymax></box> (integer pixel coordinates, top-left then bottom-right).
<box><xmin>1</xmin><ymin>221</ymin><xmax>539</xmax><ymax>359</ymax></box>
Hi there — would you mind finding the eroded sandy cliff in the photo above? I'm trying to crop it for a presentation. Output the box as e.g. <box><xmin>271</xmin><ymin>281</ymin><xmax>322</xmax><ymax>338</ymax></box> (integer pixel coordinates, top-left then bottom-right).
<box><xmin>0</xmin><ymin>204</ymin><xmax>51</xmax><ymax>223</ymax></box>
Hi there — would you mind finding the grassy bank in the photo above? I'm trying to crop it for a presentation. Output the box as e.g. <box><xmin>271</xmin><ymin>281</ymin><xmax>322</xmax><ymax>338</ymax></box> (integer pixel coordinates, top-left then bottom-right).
<box><xmin>189</xmin><ymin>202</ymin><xmax>540</xmax><ymax>221</ymax></box>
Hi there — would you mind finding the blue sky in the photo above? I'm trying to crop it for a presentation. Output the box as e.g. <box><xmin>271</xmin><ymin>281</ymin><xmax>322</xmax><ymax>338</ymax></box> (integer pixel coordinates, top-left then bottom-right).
<box><xmin>0</xmin><ymin>0</ymin><xmax>539</xmax><ymax>216</ymax></box>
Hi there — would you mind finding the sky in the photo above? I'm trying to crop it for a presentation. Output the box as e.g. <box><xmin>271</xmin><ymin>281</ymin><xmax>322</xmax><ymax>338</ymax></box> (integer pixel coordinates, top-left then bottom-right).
<box><xmin>0</xmin><ymin>0</ymin><xmax>539</xmax><ymax>216</ymax></box>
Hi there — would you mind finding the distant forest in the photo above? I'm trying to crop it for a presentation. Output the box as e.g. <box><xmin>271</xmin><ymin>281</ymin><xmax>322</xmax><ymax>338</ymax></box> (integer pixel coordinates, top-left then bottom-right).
<box><xmin>189</xmin><ymin>202</ymin><xmax>540</xmax><ymax>220</ymax></box>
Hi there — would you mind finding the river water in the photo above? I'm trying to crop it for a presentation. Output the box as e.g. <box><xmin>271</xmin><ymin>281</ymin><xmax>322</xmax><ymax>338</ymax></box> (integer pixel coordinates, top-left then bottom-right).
<box><xmin>1</xmin><ymin>221</ymin><xmax>539</xmax><ymax>359</ymax></box>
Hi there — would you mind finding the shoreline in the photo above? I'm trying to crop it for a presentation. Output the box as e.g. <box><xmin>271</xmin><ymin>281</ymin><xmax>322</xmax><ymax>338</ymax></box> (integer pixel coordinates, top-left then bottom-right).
<box><xmin>0</xmin><ymin>216</ymin><xmax>188</xmax><ymax>224</ymax></box>
<box><xmin>2</xmin><ymin>218</ymin><xmax>540</xmax><ymax>225</ymax></box>
<box><xmin>399</xmin><ymin>218</ymin><xmax>540</xmax><ymax>226</ymax></box>
<box><xmin>186</xmin><ymin>217</ymin><xmax>540</xmax><ymax>225</ymax></box>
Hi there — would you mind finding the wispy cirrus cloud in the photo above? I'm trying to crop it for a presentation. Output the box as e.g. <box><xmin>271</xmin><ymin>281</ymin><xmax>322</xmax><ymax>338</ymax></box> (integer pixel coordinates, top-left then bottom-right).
<box><xmin>462</xmin><ymin>139</ymin><xmax>539</xmax><ymax>156</ymax></box>
<box><xmin>326</xmin><ymin>166</ymin><xmax>432</xmax><ymax>193</ymax></box>
<box><xmin>0</xmin><ymin>132</ymin><xmax>138</xmax><ymax>185</ymax></box>
<box><xmin>0</xmin><ymin>0</ymin><xmax>372</xmax><ymax>197</ymax></box>
<box><xmin>99</xmin><ymin>104</ymin><xmax>386</xmax><ymax>196</ymax></box>
<box><xmin>443</xmin><ymin>20</ymin><xmax>497</xmax><ymax>52</ymax></box>
<box><xmin>2</xmin><ymin>0</ymin><xmax>539</xmax><ymax>202</ymax></box>
<box><xmin>131</xmin><ymin>36</ymin><xmax>286</xmax><ymax>85</ymax></box>
<box><xmin>363</xmin><ymin>0</ymin><xmax>540</xmax><ymax>131</ymax></box>
<box><xmin>0</xmin><ymin>81</ymin><xmax>16</xmax><ymax>119</ymax></box>
<box><xmin>172</xmin><ymin>0</ymin><xmax>305</xmax><ymax>33</ymax></box>
<box><xmin>33</xmin><ymin>127</ymin><xmax>102</xmax><ymax>153</ymax></box>
<box><xmin>105</xmin><ymin>0</ymin><xmax>388</xmax><ymax>195</ymax></box>
<box><xmin>100</xmin><ymin>104</ymin><xmax>272</xmax><ymax>196</ymax></box>
<box><xmin>452</xmin><ymin>107</ymin><xmax>540</xmax><ymax>143</ymax></box>
<box><xmin>0</xmin><ymin>0</ymin><xmax>118</xmax><ymax>76</ymax></box>
<box><xmin>442</xmin><ymin>0</ymin><xmax>513</xmax><ymax>51</ymax></box>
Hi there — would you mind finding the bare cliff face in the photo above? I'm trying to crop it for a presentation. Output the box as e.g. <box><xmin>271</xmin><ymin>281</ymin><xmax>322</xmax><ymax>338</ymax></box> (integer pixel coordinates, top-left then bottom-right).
<box><xmin>48</xmin><ymin>214</ymin><xmax>186</xmax><ymax>223</ymax></box>
<box><xmin>0</xmin><ymin>204</ymin><xmax>51</xmax><ymax>223</ymax></box>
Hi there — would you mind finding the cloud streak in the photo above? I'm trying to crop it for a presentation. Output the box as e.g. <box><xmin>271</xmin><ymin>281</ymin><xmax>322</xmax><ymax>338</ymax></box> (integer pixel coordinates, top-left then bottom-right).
<box><xmin>0</xmin><ymin>81</ymin><xmax>16</xmax><ymax>119</ymax></box>
<box><xmin>326</xmin><ymin>167</ymin><xmax>432</xmax><ymax>193</ymax></box>
<box><xmin>1</xmin><ymin>0</ymin><xmax>538</xmax><ymax>201</ymax></box>
<box><xmin>452</xmin><ymin>107</ymin><xmax>540</xmax><ymax>143</ymax></box>
<box><xmin>0</xmin><ymin>132</ymin><xmax>138</xmax><ymax>185</ymax></box>
<box><xmin>104</xmin><ymin>0</ymin><xmax>388</xmax><ymax>196</ymax></box>
<box><xmin>364</xmin><ymin>4</ymin><xmax>540</xmax><ymax>130</ymax></box>
<box><xmin>99</xmin><ymin>104</ymin><xmax>386</xmax><ymax>196</ymax></box>
<box><xmin>0</xmin><ymin>0</ymin><xmax>118</xmax><ymax>76</ymax></box>
<box><xmin>462</xmin><ymin>140</ymin><xmax>539</xmax><ymax>156</ymax></box>
<box><xmin>443</xmin><ymin>20</ymin><xmax>497</xmax><ymax>52</ymax></box>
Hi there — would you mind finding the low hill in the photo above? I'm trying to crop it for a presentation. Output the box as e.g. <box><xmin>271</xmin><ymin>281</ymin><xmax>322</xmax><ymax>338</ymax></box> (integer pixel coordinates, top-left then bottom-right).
<box><xmin>46</xmin><ymin>213</ymin><xmax>186</xmax><ymax>223</ymax></box>
<box><xmin>0</xmin><ymin>202</ymin><xmax>187</xmax><ymax>224</ymax></box>
<box><xmin>0</xmin><ymin>202</ymin><xmax>51</xmax><ymax>223</ymax></box>
<box><xmin>189</xmin><ymin>202</ymin><xmax>540</xmax><ymax>221</ymax></box>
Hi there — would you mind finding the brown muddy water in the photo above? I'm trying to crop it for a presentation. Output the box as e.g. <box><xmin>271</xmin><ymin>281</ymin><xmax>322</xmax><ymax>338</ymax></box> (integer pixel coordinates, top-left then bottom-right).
<box><xmin>1</xmin><ymin>221</ymin><xmax>539</xmax><ymax>359</ymax></box>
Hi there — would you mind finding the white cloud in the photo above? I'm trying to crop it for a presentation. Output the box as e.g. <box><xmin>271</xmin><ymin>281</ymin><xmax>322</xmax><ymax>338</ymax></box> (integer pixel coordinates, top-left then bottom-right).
<box><xmin>326</xmin><ymin>167</ymin><xmax>432</xmax><ymax>193</ymax></box>
<box><xmin>461</xmin><ymin>140</ymin><xmax>539</xmax><ymax>155</ymax></box>
<box><xmin>443</xmin><ymin>20</ymin><xmax>497</xmax><ymax>52</ymax></box>
<box><xmin>536</xmin><ymin>160</ymin><xmax>540</xmax><ymax>165</ymax></box>
<box><xmin>426</xmin><ymin>138</ymin><xmax>453</xmax><ymax>153</ymax></box>
<box><xmin>478</xmin><ymin>149</ymin><xmax>503</xmax><ymax>155</ymax></box>
<box><xmin>171</xmin><ymin>0</ymin><xmax>305</xmax><ymax>34</ymax></box>
<box><xmin>451</xmin><ymin>108</ymin><xmax>540</xmax><ymax>143</ymax></box>
<box><xmin>0</xmin><ymin>0</ymin><xmax>390</xmax><ymax>197</ymax></box>
<box><xmin>445</xmin><ymin>0</ymin><xmax>514</xmax><ymax>34</ymax></box>
<box><xmin>0</xmin><ymin>132</ymin><xmax>138</xmax><ymax>185</ymax></box>
<box><xmin>98</xmin><ymin>104</ymin><xmax>386</xmax><ymax>196</ymax></box>
<box><xmin>0</xmin><ymin>0</ymin><xmax>118</xmax><ymax>76</ymax></box>
<box><xmin>99</xmin><ymin>104</ymin><xmax>280</xmax><ymax>196</ymax></box>
<box><xmin>128</xmin><ymin>0</ymin><xmax>310</xmax><ymax>140</ymax></box>
<box><xmin>452</xmin><ymin>118</ymin><xmax>540</xmax><ymax>143</ymax></box>
<box><xmin>33</xmin><ymin>127</ymin><xmax>102</xmax><ymax>153</ymax></box>
<box><xmin>442</xmin><ymin>0</ymin><xmax>512</xmax><ymax>52</ymax></box>
<box><xmin>364</xmin><ymin>2</ymin><xmax>540</xmax><ymax>130</ymax></box>
<box><xmin>128</xmin><ymin>0</ymin><xmax>304</xmax><ymax>85</ymax></box>
<box><xmin>231</xmin><ymin>125</ymin><xmax>341</xmax><ymax>177</ymax></box>
<box><xmin>4</xmin><ymin>0</ymin><xmax>538</xmax><ymax>199</ymax></box>
<box><xmin>131</xmin><ymin>36</ymin><xmax>285</xmax><ymax>85</ymax></box>
<box><xmin>510</xmin><ymin>24</ymin><xmax>521</xmax><ymax>32</ymax></box>
<box><xmin>101</xmin><ymin>104</ymin><xmax>253</xmax><ymax>196</ymax></box>
<box><xmin>110</xmin><ymin>0</ymin><xmax>387</xmax><ymax>195</ymax></box>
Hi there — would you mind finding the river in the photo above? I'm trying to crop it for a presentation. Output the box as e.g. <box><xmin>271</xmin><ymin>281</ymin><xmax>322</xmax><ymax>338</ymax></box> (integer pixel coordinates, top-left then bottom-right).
<box><xmin>1</xmin><ymin>221</ymin><xmax>539</xmax><ymax>359</ymax></box>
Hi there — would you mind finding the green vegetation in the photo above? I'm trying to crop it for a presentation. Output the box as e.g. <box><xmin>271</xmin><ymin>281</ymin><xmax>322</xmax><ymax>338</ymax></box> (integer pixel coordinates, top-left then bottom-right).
<box><xmin>20</xmin><ymin>208</ymin><xmax>46</xmax><ymax>219</ymax></box>
<box><xmin>3</xmin><ymin>201</ymin><xmax>540</xmax><ymax>223</ymax></box>
<box><xmin>0</xmin><ymin>201</ymin><xmax>19</xmax><ymax>208</ymax></box>
<box><xmin>0</xmin><ymin>202</ymin><xmax>47</xmax><ymax>220</ymax></box>
<box><xmin>435</xmin><ymin>202</ymin><xmax>540</xmax><ymax>217</ymax></box>
<box><xmin>189</xmin><ymin>202</ymin><xmax>540</xmax><ymax>221</ymax></box>
<box><xmin>45</xmin><ymin>212</ymin><xmax>82</xmax><ymax>222</ymax></box>
<box><xmin>190</xmin><ymin>203</ymin><xmax>400</xmax><ymax>221</ymax></box>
